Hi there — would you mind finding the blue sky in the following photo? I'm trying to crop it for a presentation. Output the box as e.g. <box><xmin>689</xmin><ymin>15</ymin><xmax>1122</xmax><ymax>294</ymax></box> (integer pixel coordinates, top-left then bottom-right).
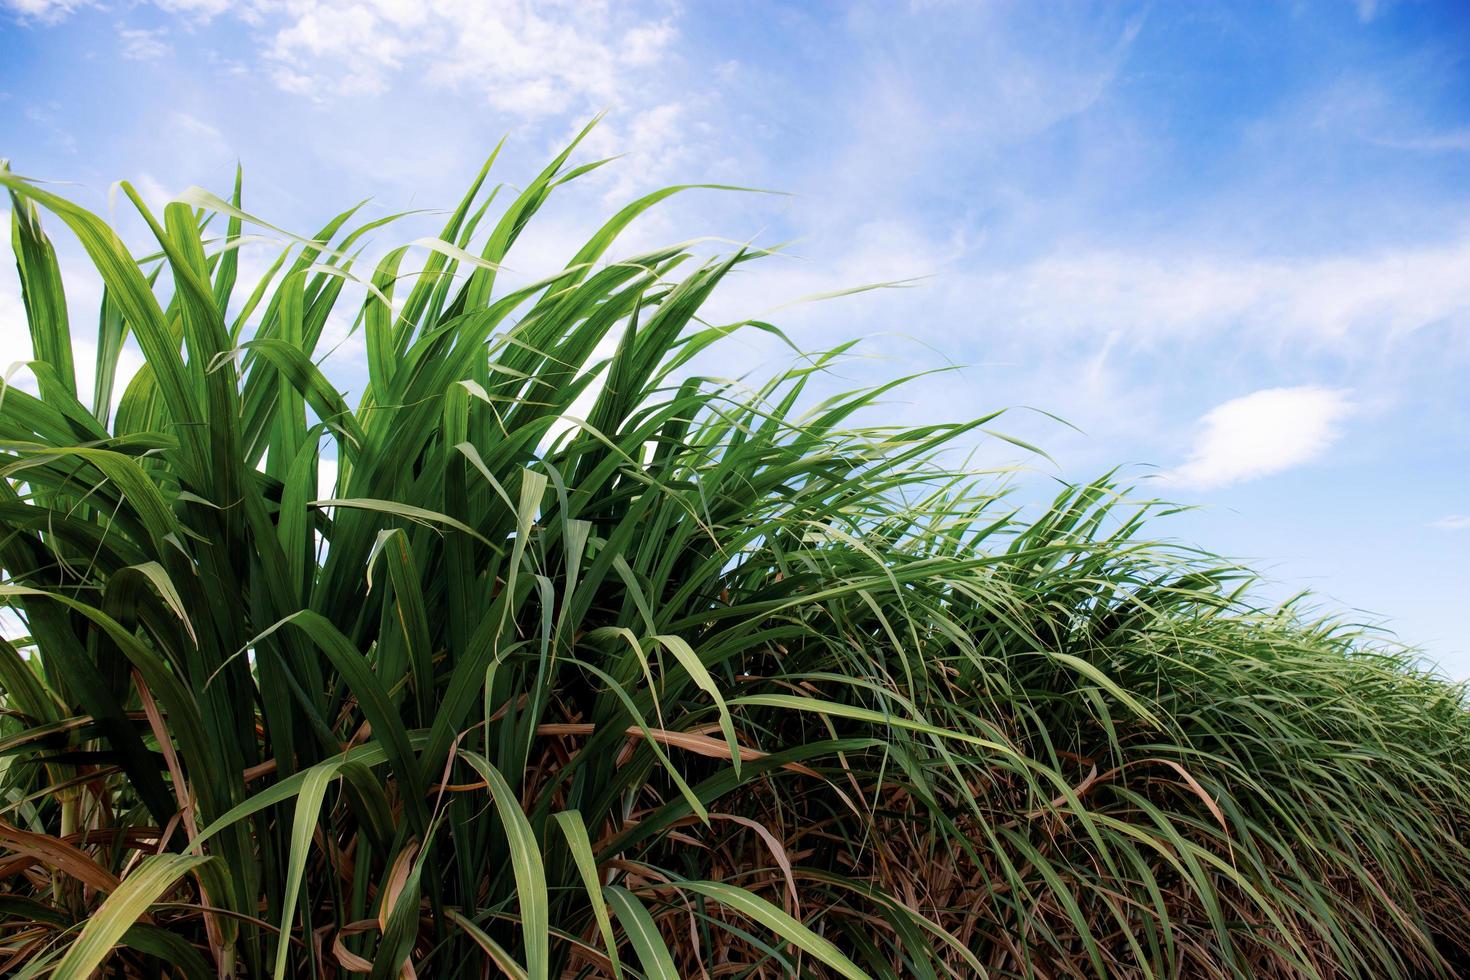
<box><xmin>2</xmin><ymin>0</ymin><xmax>1468</xmax><ymax>675</ymax></box>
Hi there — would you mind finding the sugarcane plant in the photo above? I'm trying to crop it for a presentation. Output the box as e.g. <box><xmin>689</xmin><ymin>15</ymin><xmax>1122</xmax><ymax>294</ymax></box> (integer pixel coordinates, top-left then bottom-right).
<box><xmin>1</xmin><ymin>124</ymin><xmax>1469</xmax><ymax>978</ymax></box>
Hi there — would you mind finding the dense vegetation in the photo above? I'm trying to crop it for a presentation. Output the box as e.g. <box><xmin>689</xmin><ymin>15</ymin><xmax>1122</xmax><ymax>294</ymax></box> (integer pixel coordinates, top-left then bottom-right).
<box><xmin>2</xmin><ymin>129</ymin><xmax>1469</xmax><ymax>978</ymax></box>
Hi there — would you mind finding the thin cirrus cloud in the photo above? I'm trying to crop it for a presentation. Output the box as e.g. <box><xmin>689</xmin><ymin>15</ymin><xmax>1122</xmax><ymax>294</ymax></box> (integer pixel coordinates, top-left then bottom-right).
<box><xmin>1430</xmin><ymin>515</ymin><xmax>1470</xmax><ymax>530</ymax></box>
<box><xmin>3</xmin><ymin>0</ymin><xmax>78</xmax><ymax>22</ymax></box>
<box><xmin>997</xmin><ymin>240</ymin><xmax>1470</xmax><ymax>345</ymax></box>
<box><xmin>119</xmin><ymin>26</ymin><xmax>169</xmax><ymax>60</ymax></box>
<box><xmin>1161</xmin><ymin>387</ymin><xmax>1354</xmax><ymax>491</ymax></box>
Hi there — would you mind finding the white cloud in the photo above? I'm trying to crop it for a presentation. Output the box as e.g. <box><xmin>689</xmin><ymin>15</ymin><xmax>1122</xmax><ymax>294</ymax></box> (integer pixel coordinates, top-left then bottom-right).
<box><xmin>1371</xmin><ymin>128</ymin><xmax>1470</xmax><ymax>154</ymax></box>
<box><xmin>153</xmin><ymin>0</ymin><xmax>236</xmax><ymax>16</ymax></box>
<box><xmin>1430</xmin><ymin>515</ymin><xmax>1470</xmax><ymax>531</ymax></box>
<box><xmin>698</xmin><ymin>205</ymin><xmax>1458</xmax><ymax>389</ymax></box>
<box><xmin>1162</xmin><ymin>386</ymin><xmax>1354</xmax><ymax>491</ymax></box>
<box><xmin>99</xmin><ymin>0</ymin><xmax>705</xmax><ymax>211</ymax></box>
<box><xmin>170</xmin><ymin>111</ymin><xmax>228</xmax><ymax>150</ymax></box>
<box><xmin>1000</xmin><ymin>237</ymin><xmax>1470</xmax><ymax>345</ymax></box>
<box><xmin>704</xmin><ymin>217</ymin><xmax>963</xmax><ymax>326</ymax></box>
<box><xmin>622</xmin><ymin>19</ymin><xmax>676</xmax><ymax>67</ymax></box>
<box><xmin>21</xmin><ymin>105</ymin><xmax>77</xmax><ymax>155</ymax></box>
<box><xmin>2</xmin><ymin>0</ymin><xmax>85</xmax><ymax>23</ymax></box>
<box><xmin>132</xmin><ymin>173</ymin><xmax>176</xmax><ymax>210</ymax></box>
<box><xmin>232</xmin><ymin>0</ymin><xmax>679</xmax><ymax>111</ymax></box>
<box><xmin>9</xmin><ymin>0</ymin><xmax>683</xmax><ymax>117</ymax></box>
<box><xmin>317</xmin><ymin>455</ymin><xmax>338</xmax><ymax>498</ymax></box>
<box><xmin>120</xmin><ymin>26</ymin><xmax>170</xmax><ymax>60</ymax></box>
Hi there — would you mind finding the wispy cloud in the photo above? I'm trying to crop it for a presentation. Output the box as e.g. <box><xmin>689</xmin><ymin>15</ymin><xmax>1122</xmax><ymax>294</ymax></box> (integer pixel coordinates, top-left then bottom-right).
<box><xmin>1430</xmin><ymin>515</ymin><xmax>1470</xmax><ymax>530</ymax></box>
<box><xmin>119</xmin><ymin>26</ymin><xmax>170</xmax><ymax>60</ymax></box>
<box><xmin>168</xmin><ymin>111</ymin><xmax>229</xmax><ymax>153</ymax></box>
<box><xmin>153</xmin><ymin>0</ymin><xmax>235</xmax><ymax>16</ymax></box>
<box><xmin>124</xmin><ymin>1</ymin><xmax>703</xmax><ymax>206</ymax></box>
<box><xmin>10</xmin><ymin>0</ymin><xmax>685</xmax><ymax>117</ymax></box>
<box><xmin>20</xmin><ymin>105</ymin><xmax>77</xmax><ymax>155</ymax></box>
<box><xmin>2</xmin><ymin>0</ymin><xmax>86</xmax><ymax>23</ymax></box>
<box><xmin>996</xmin><ymin>237</ymin><xmax>1470</xmax><ymax>346</ymax></box>
<box><xmin>1161</xmin><ymin>387</ymin><xmax>1354</xmax><ymax>490</ymax></box>
<box><xmin>242</xmin><ymin>0</ymin><xmax>679</xmax><ymax>111</ymax></box>
<box><xmin>131</xmin><ymin>173</ymin><xmax>176</xmax><ymax>209</ymax></box>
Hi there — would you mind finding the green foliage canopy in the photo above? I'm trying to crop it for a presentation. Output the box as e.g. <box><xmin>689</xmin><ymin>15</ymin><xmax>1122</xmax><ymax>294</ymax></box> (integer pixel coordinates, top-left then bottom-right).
<box><xmin>1</xmin><ymin>128</ymin><xmax>1468</xmax><ymax>978</ymax></box>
